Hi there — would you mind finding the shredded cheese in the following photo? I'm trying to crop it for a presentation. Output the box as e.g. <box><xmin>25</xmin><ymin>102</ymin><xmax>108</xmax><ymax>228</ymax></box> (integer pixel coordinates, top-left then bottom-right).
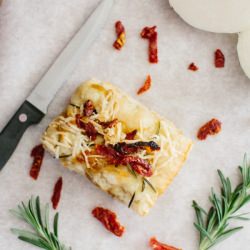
<box><xmin>82</xmin><ymin>150</ymin><xmax>90</xmax><ymax>168</ymax></box>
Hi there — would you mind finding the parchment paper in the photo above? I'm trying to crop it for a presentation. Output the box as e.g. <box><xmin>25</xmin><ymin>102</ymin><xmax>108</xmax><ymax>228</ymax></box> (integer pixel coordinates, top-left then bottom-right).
<box><xmin>0</xmin><ymin>1</ymin><xmax>250</xmax><ymax>249</ymax></box>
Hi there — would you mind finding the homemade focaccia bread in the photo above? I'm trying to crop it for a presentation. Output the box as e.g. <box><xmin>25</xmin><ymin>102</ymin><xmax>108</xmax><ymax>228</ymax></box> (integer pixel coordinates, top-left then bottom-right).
<box><xmin>42</xmin><ymin>80</ymin><xmax>192</xmax><ymax>215</ymax></box>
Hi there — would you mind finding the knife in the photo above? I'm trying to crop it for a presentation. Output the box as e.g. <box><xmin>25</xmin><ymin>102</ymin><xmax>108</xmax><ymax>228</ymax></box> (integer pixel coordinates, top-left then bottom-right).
<box><xmin>0</xmin><ymin>0</ymin><xmax>114</xmax><ymax>170</ymax></box>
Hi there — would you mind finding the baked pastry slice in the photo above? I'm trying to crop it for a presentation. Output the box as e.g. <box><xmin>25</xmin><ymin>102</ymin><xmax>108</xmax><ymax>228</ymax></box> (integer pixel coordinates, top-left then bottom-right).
<box><xmin>42</xmin><ymin>80</ymin><xmax>192</xmax><ymax>215</ymax></box>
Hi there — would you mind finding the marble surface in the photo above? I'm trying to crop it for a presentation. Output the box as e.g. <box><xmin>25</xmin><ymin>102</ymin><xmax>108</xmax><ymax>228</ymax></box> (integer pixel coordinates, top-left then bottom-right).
<box><xmin>0</xmin><ymin>1</ymin><xmax>250</xmax><ymax>250</ymax></box>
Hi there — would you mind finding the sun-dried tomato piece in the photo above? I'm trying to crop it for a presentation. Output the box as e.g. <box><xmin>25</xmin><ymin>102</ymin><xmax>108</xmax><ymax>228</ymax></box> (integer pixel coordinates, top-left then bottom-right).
<box><xmin>141</xmin><ymin>26</ymin><xmax>157</xmax><ymax>39</ymax></box>
<box><xmin>76</xmin><ymin>154</ymin><xmax>85</xmax><ymax>163</ymax></box>
<box><xmin>114</xmin><ymin>143</ymin><xmax>141</xmax><ymax>154</ymax></box>
<box><xmin>92</xmin><ymin>207</ymin><xmax>125</xmax><ymax>237</ymax></box>
<box><xmin>99</xmin><ymin>119</ymin><xmax>118</xmax><ymax>129</ymax></box>
<box><xmin>197</xmin><ymin>118</ymin><xmax>222</xmax><ymax>140</ymax></box>
<box><xmin>121</xmin><ymin>155</ymin><xmax>153</xmax><ymax>177</ymax></box>
<box><xmin>114</xmin><ymin>141</ymin><xmax>160</xmax><ymax>154</ymax></box>
<box><xmin>83</xmin><ymin>122</ymin><xmax>98</xmax><ymax>140</ymax></box>
<box><xmin>134</xmin><ymin>141</ymin><xmax>160</xmax><ymax>151</ymax></box>
<box><xmin>215</xmin><ymin>49</ymin><xmax>225</xmax><ymax>68</ymax></box>
<box><xmin>29</xmin><ymin>144</ymin><xmax>45</xmax><ymax>180</ymax></box>
<box><xmin>148</xmin><ymin>34</ymin><xmax>158</xmax><ymax>63</ymax></box>
<box><xmin>113</xmin><ymin>21</ymin><xmax>126</xmax><ymax>50</ymax></box>
<box><xmin>96</xmin><ymin>145</ymin><xmax>153</xmax><ymax>176</ymax></box>
<box><xmin>137</xmin><ymin>75</ymin><xmax>152</xmax><ymax>95</ymax></box>
<box><xmin>141</xmin><ymin>26</ymin><xmax>158</xmax><ymax>63</ymax></box>
<box><xmin>84</xmin><ymin>100</ymin><xmax>95</xmax><ymax>117</ymax></box>
<box><xmin>51</xmin><ymin>177</ymin><xmax>63</xmax><ymax>209</ymax></box>
<box><xmin>188</xmin><ymin>62</ymin><xmax>199</xmax><ymax>71</ymax></box>
<box><xmin>96</xmin><ymin>145</ymin><xmax>122</xmax><ymax>165</ymax></box>
<box><xmin>75</xmin><ymin>115</ymin><xmax>97</xmax><ymax>140</ymax></box>
<box><xmin>125</xmin><ymin>130</ymin><xmax>137</xmax><ymax>140</ymax></box>
<box><xmin>75</xmin><ymin>114</ymin><xmax>85</xmax><ymax>128</ymax></box>
<box><xmin>149</xmin><ymin>237</ymin><xmax>182</xmax><ymax>250</ymax></box>
<box><xmin>115</xmin><ymin>21</ymin><xmax>125</xmax><ymax>35</ymax></box>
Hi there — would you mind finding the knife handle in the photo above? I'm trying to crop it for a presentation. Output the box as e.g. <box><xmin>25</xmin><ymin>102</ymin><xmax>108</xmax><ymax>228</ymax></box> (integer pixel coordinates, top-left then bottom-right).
<box><xmin>0</xmin><ymin>101</ymin><xmax>44</xmax><ymax>170</ymax></box>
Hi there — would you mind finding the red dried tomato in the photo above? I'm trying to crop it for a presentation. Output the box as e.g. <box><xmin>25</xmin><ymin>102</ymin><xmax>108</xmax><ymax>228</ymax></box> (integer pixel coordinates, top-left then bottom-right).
<box><xmin>121</xmin><ymin>155</ymin><xmax>153</xmax><ymax>177</ymax></box>
<box><xmin>141</xmin><ymin>26</ymin><xmax>158</xmax><ymax>63</ymax></box>
<box><xmin>96</xmin><ymin>144</ymin><xmax>153</xmax><ymax>177</ymax></box>
<box><xmin>141</xmin><ymin>26</ymin><xmax>157</xmax><ymax>39</ymax></box>
<box><xmin>114</xmin><ymin>141</ymin><xmax>160</xmax><ymax>154</ymax></box>
<box><xmin>125</xmin><ymin>130</ymin><xmax>137</xmax><ymax>140</ymax></box>
<box><xmin>215</xmin><ymin>49</ymin><xmax>225</xmax><ymax>68</ymax></box>
<box><xmin>92</xmin><ymin>207</ymin><xmax>125</xmax><ymax>237</ymax></box>
<box><xmin>96</xmin><ymin>145</ymin><xmax>122</xmax><ymax>165</ymax></box>
<box><xmin>114</xmin><ymin>143</ymin><xmax>141</xmax><ymax>154</ymax></box>
<box><xmin>115</xmin><ymin>21</ymin><xmax>125</xmax><ymax>35</ymax></box>
<box><xmin>197</xmin><ymin>118</ymin><xmax>222</xmax><ymax>140</ymax></box>
<box><xmin>83</xmin><ymin>122</ymin><xmax>98</xmax><ymax>140</ymax></box>
<box><xmin>76</xmin><ymin>154</ymin><xmax>85</xmax><ymax>163</ymax></box>
<box><xmin>99</xmin><ymin>119</ymin><xmax>118</xmax><ymax>129</ymax></box>
<box><xmin>137</xmin><ymin>75</ymin><xmax>152</xmax><ymax>95</ymax></box>
<box><xmin>29</xmin><ymin>144</ymin><xmax>45</xmax><ymax>180</ymax></box>
<box><xmin>188</xmin><ymin>62</ymin><xmax>199</xmax><ymax>71</ymax></box>
<box><xmin>51</xmin><ymin>177</ymin><xmax>63</xmax><ymax>209</ymax></box>
<box><xmin>84</xmin><ymin>100</ymin><xmax>95</xmax><ymax>117</ymax></box>
<box><xmin>113</xmin><ymin>21</ymin><xmax>126</xmax><ymax>50</ymax></box>
<box><xmin>75</xmin><ymin>114</ymin><xmax>85</xmax><ymax>128</ymax></box>
<box><xmin>133</xmin><ymin>141</ymin><xmax>160</xmax><ymax>151</ymax></box>
<box><xmin>75</xmin><ymin>115</ymin><xmax>97</xmax><ymax>140</ymax></box>
<box><xmin>149</xmin><ymin>237</ymin><xmax>182</xmax><ymax>250</ymax></box>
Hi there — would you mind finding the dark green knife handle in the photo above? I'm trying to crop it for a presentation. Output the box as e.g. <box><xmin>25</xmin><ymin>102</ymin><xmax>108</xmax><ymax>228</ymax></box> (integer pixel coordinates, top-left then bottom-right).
<box><xmin>0</xmin><ymin>101</ymin><xmax>44</xmax><ymax>170</ymax></box>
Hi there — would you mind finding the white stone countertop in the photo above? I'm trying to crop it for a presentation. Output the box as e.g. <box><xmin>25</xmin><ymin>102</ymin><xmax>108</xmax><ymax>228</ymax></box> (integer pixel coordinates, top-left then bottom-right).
<box><xmin>0</xmin><ymin>1</ymin><xmax>250</xmax><ymax>250</ymax></box>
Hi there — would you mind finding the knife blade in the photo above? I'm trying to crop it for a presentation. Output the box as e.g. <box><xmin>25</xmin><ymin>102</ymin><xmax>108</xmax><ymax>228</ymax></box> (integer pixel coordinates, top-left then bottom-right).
<box><xmin>0</xmin><ymin>0</ymin><xmax>114</xmax><ymax>170</ymax></box>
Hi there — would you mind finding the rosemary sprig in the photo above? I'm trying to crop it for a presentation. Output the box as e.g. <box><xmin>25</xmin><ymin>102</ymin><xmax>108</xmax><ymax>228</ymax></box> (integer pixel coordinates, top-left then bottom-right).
<box><xmin>143</xmin><ymin>178</ymin><xmax>157</xmax><ymax>193</ymax></box>
<box><xmin>142</xmin><ymin>180</ymin><xmax>146</xmax><ymax>192</ymax></box>
<box><xmin>128</xmin><ymin>192</ymin><xmax>136</xmax><ymax>208</ymax></box>
<box><xmin>59</xmin><ymin>154</ymin><xmax>72</xmax><ymax>159</ymax></box>
<box><xmin>127</xmin><ymin>165</ymin><xmax>137</xmax><ymax>178</ymax></box>
<box><xmin>193</xmin><ymin>154</ymin><xmax>250</xmax><ymax>250</ymax></box>
<box><xmin>156</xmin><ymin>121</ymin><xmax>161</xmax><ymax>135</ymax></box>
<box><xmin>126</xmin><ymin>164</ymin><xmax>156</xmax><ymax>193</ymax></box>
<box><xmin>69</xmin><ymin>103</ymin><xmax>80</xmax><ymax>109</ymax></box>
<box><xmin>10</xmin><ymin>196</ymin><xmax>71</xmax><ymax>250</ymax></box>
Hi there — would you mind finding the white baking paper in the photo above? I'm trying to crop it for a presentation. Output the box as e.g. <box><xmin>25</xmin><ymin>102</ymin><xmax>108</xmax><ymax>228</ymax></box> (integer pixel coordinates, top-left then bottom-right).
<box><xmin>0</xmin><ymin>1</ymin><xmax>250</xmax><ymax>249</ymax></box>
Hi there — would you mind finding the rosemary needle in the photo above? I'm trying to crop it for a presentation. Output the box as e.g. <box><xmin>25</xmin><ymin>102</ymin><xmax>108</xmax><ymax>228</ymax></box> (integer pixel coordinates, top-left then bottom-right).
<box><xmin>128</xmin><ymin>192</ymin><xmax>136</xmax><ymax>208</ymax></box>
<box><xmin>193</xmin><ymin>154</ymin><xmax>250</xmax><ymax>250</ymax></box>
<box><xmin>143</xmin><ymin>178</ymin><xmax>157</xmax><ymax>193</ymax></box>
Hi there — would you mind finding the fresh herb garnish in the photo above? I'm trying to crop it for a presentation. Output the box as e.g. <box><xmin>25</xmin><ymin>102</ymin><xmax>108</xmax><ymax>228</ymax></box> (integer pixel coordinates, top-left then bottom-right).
<box><xmin>70</xmin><ymin>103</ymin><xmax>80</xmax><ymax>109</ymax></box>
<box><xmin>126</xmin><ymin>165</ymin><xmax>156</xmax><ymax>194</ymax></box>
<box><xmin>193</xmin><ymin>155</ymin><xmax>250</xmax><ymax>250</ymax></box>
<box><xmin>156</xmin><ymin>121</ymin><xmax>161</xmax><ymax>135</ymax></box>
<box><xmin>128</xmin><ymin>192</ymin><xmax>136</xmax><ymax>208</ymax></box>
<box><xmin>143</xmin><ymin>178</ymin><xmax>157</xmax><ymax>193</ymax></box>
<box><xmin>127</xmin><ymin>165</ymin><xmax>137</xmax><ymax>178</ymax></box>
<box><xmin>59</xmin><ymin>154</ymin><xmax>72</xmax><ymax>159</ymax></box>
<box><xmin>10</xmin><ymin>196</ymin><xmax>71</xmax><ymax>250</ymax></box>
<box><xmin>141</xmin><ymin>180</ymin><xmax>146</xmax><ymax>192</ymax></box>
